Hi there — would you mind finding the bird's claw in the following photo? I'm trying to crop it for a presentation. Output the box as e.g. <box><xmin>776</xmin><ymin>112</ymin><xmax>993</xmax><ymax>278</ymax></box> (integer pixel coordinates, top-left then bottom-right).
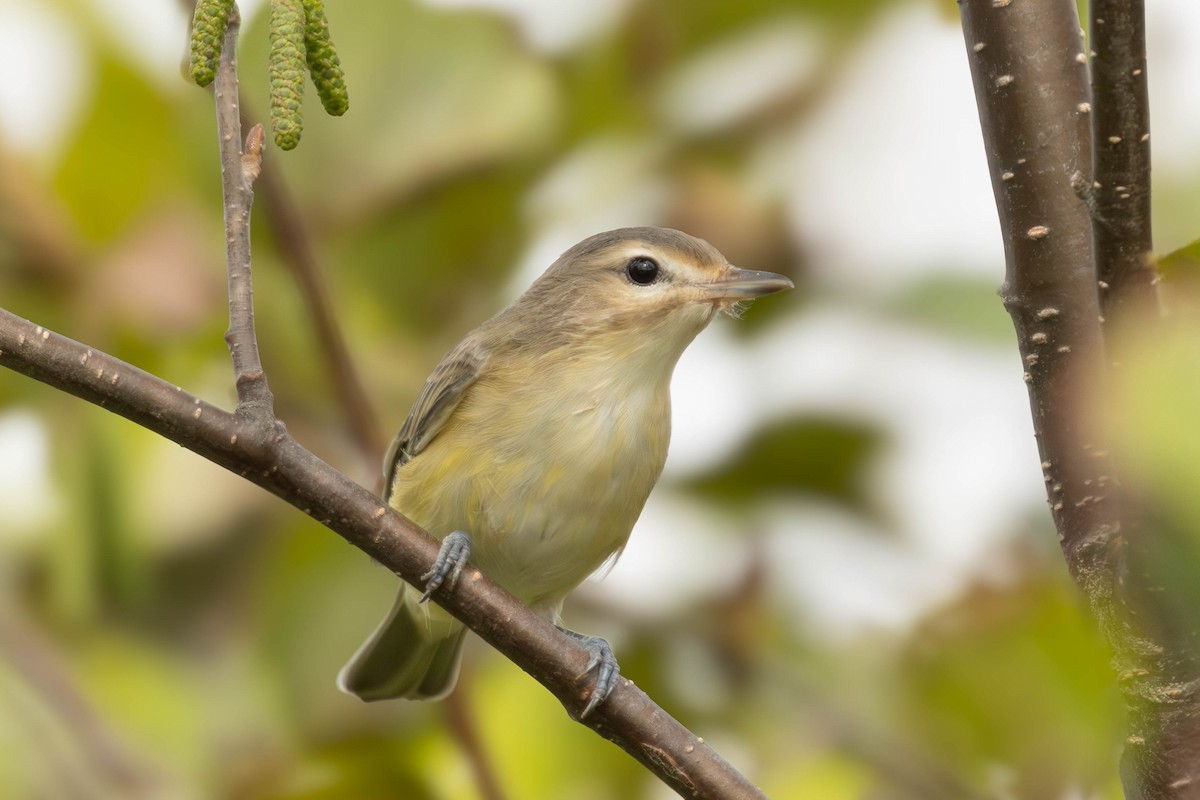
<box><xmin>558</xmin><ymin>628</ymin><xmax>620</xmax><ymax>718</ymax></box>
<box><xmin>420</xmin><ymin>530</ymin><xmax>472</xmax><ymax>603</ymax></box>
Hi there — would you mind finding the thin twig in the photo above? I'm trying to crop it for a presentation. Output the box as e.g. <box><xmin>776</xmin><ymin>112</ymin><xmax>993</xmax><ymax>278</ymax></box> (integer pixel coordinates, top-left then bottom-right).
<box><xmin>214</xmin><ymin>8</ymin><xmax>274</xmax><ymax>422</ymax></box>
<box><xmin>182</xmin><ymin>0</ymin><xmax>381</xmax><ymax>468</ymax></box>
<box><xmin>1088</xmin><ymin>0</ymin><xmax>1160</xmax><ymax>324</ymax></box>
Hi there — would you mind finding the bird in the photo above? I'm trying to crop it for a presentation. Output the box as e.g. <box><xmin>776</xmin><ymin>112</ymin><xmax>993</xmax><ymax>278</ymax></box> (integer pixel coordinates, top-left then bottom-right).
<box><xmin>338</xmin><ymin>226</ymin><xmax>792</xmax><ymax>715</ymax></box>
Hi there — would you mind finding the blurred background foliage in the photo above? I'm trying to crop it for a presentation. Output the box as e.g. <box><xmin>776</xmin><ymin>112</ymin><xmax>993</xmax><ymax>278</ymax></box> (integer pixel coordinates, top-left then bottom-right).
<box><xmin>2</xmin><ymin>0</ymin><xmax>1200</xmax><ymax>797</ymax></box>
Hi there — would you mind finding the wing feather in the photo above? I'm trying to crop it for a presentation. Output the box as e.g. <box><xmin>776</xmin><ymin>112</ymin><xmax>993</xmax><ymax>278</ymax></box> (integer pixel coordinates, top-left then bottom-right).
<box><xmin>383</xmin><ymin>338</ymin><xmax>488</xmax><ymax>494</ymax></box>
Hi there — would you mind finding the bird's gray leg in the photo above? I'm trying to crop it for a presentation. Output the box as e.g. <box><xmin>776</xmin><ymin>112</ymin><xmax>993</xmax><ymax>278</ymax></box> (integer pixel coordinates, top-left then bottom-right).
<box><xmin>557</xmin><ymin>627</ymin><xmax>620</xmax><ymax>718</ymax></box>
<box><xmin>419</xmin><ymin>530</ymin><xmax>472</xmax><ymax>603</ymax></box>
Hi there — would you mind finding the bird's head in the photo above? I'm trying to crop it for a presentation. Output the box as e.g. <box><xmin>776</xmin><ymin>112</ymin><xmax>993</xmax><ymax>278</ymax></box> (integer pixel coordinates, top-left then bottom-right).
<box><xmin>511</xmin><ymin>228</ymin><xmax>793</xmax><ymax>356</ymax></box>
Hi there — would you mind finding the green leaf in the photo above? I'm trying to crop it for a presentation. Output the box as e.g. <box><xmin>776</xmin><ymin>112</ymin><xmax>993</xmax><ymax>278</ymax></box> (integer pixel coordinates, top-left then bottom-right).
<box><xmin>683</xmin><ymin>416</ymin><xmax>882</xmax><ymax>510</ymax></box>
<box><xmin>762</xmin><ymin>755</ymin><xmax>872</xmax><ymax>800</ymax></box>
<box><xmin>1111</xmin><ymin>318</ymin><xmax>1200</xmax><ymax>565</ymax></box>
<box><xmin>330</xmin><ymin>165</ymin><xmax>528</xmax><ymax>335</ymax></box>
<box><xmin>266</xmin><ymin>736</ymin><xmax>434</xmax><ymax>799</ymax></box>
<box><xmin>1156</xmin><ymin>236</ymin><xmax>1200</xmax><ymax>315</ymax></box>
<box><xmin>896</xmin><ymin>576</ymin><xmax>1122</xmax><ymax>795</ymax></box>
<box><xmin>887</xmin><ymin>274</ymin><xmax>1013</xmax><ymax>343</ymax></box>
<box><xmin>53</xmin><ymin>59</ymin><xmax>178</xmax><ymax>242</ymax></box>
<box><xmin>1156</xmin><ymin>236</ymin><xmax>1200</xmax><ymax>278</ymax></box>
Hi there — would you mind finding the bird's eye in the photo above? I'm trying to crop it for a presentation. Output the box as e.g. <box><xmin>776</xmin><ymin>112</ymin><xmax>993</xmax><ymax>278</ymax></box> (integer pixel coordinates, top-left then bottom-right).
<box><xmin>625</xmin><ymin>257</ymin><xmax>661</xmax><ymax>285</ymax></box>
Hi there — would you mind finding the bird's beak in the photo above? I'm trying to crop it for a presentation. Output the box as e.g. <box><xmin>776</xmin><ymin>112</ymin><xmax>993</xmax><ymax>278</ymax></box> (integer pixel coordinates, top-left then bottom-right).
<box><xmin>703</xmin><ymin>267</ymin><xmax>794</xmax><ymax>300</ymax></box>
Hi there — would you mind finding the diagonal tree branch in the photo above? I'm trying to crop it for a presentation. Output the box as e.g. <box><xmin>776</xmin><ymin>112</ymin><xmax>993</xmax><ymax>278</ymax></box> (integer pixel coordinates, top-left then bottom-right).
<box><xmin>0</xmin><ymin>7</ymin><xmax>764</xmax><ymax>799</ymax></box>
<box><xmin>0</xmin><ymin>307</ymin><xmax>762</xmax><ymax>799</ymax></box>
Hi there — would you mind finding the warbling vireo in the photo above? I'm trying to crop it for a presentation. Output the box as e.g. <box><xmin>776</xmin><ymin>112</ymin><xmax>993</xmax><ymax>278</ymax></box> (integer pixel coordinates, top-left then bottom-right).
<box><xmin>338</xmin><ymin>227</ymin><xmax>792</xmax><ymax>715</ymax></box>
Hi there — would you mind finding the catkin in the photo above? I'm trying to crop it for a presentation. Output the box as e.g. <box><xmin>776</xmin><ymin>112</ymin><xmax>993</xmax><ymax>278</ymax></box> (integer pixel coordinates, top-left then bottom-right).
<box><xmin>188</xmin><ymin>0</ymin><xmax>234</xmax><ymax>87</ymax></box>
<box><xmin>269</xmin><ymin>0</ymin><xmax>307</xmax><ymax>150</ymax></box>
<box><xmin>303</xmin><ymin>0</ymin><xmax>349</xmax><ymax>116</ymax></box>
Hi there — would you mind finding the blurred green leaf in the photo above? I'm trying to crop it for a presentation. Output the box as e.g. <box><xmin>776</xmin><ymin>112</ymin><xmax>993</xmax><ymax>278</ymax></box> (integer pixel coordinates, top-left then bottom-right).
<box><xmin>330</xmin><ymin>165</ymin><xmax>529</xmax><ymax>335</ymax></box>
<box><xmin>649</xmin><ymin>0</ymin><xmax>893</xmax><ymax>55</ymax></box>
<box><xmin>762</xmin><ymin>754</ymin><xmax>872</xmax><ymax>799</ymax></box>
<box><xmin>1111</xmin><ymin>319</ymin><xmax>1200</xmax><ymax>538</ymax></box>
<box><xmin>1156</xmin><ymin>236</ymin><xmax>1200</xmax><ymax>316</ymax></box>
<box><xmin>896</xmin><ymin>575</ymin><xmax>1121</xmax><ymax>797</ymax></box>
<box><xmin>266</xmin><ymin>736</ymin><xmax>433</xmax><ymax>800</ymax></box>
<box><xmin>475</xmin><ymin>658</ymin><xmax>641</xmax><ymax>800</ymax></box>
<box><xmin>77</xmin><ymin>632</ymin><xmax>208</xmax><ymax>783</ymax></box>
<box><xmin>53</xmin><ymin>58</ymin><xmax>179</xmax><ymax>243</ymax></box>
<box><xmin>683</xmin><ymin>416</ymin><xmax>883</xmax><ymax>509</ymax></box>
<box><xmin>81</xmin><ymin>410</ymin><xmax>150</xmax><ymax>616</ymax></box>
<box><xmin>1157</xmin><ymin>236</ymin><xmax>1200</xmax><ymax>276</ymax></box>
<box><xmin>887</xmin><ymin>274</ymin><xmax>1013</xmax><ymax>343</ymax></box>
<box><xmin>1108</xmin><ymin>318</ymin><xmax>1200</xmax><ymax>638</ymax></box>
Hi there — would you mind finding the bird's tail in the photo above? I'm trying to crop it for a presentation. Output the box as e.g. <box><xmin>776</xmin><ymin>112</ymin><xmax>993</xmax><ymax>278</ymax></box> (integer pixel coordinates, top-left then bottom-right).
<box><xmin>337</xmin><ymin>584</ymin><xmax>466</xmax><ymax>702</ymax></box>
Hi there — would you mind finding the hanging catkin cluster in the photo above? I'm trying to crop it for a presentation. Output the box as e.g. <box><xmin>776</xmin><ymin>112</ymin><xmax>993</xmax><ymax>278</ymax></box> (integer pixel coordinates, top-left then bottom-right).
<box><xmin>188</xmin><ymin>0</ymin><xmax>349</xmax><ymax>151</ymax></box>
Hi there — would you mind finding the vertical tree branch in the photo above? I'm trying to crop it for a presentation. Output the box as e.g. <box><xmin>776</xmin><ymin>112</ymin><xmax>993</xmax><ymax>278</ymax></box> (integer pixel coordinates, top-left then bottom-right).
<box><xmin>959</xmin><ymin>1</ymin><xmax>1200</xmax><ymax>796</ymax></box>
<box><xmin>1089</xmin><ymin>4</ymin><xmax>1200</xmax><ymax>798</ymax></box>
<box><xmin>214</xmin><ymin>9</ymin><xmax>274</xmax><ymax>421</ymax></box>
<box><xmin>1089</xmin><ymin>0</ymin><xmax>1160</xmax><ymax>323</ymax></box>
<box><xmin>957</xmin><ymin>0</ymin><xmax>1112</xmax><ymax>595</ymax></box>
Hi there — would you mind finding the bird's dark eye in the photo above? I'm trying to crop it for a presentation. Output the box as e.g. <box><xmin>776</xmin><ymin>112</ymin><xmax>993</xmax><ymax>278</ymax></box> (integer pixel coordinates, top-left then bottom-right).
<box><xmin>625</xmin><ymin>257</ymin><xmax>660</xmax><ymax>285</ymax></box>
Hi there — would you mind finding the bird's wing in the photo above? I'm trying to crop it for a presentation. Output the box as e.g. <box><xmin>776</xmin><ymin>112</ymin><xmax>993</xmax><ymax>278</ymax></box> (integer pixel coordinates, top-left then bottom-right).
<box><xmin>383</xmin><ymin>338</ymin><xmax>488</xmax><ymax>494</ymax></box>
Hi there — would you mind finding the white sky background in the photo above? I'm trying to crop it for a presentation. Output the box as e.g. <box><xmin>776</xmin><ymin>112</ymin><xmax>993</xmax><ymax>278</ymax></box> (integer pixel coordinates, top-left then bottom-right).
<box><xmin>2</xmin><ymin>0</ymin><xmax>1199</xmax><ymax>638</ymax></box>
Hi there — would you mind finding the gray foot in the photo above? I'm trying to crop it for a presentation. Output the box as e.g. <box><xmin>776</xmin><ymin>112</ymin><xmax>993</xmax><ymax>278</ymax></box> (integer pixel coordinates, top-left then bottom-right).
<box><xmin>419</xmin><ymin>530</ymin><xmax>472</xmax><ymax>603</ymax></box>
<box><xmin>558</xmin><ymin>627</ymin><xmax>620</xmax><ymax>718</ymax></box>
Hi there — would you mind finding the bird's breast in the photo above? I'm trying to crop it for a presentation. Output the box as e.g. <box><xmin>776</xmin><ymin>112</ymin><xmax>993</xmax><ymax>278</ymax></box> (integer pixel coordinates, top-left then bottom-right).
<box><xmin>393</xmin><ymin>363</ymin><xmax>672</xmax><ymax>612</ymax></box>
